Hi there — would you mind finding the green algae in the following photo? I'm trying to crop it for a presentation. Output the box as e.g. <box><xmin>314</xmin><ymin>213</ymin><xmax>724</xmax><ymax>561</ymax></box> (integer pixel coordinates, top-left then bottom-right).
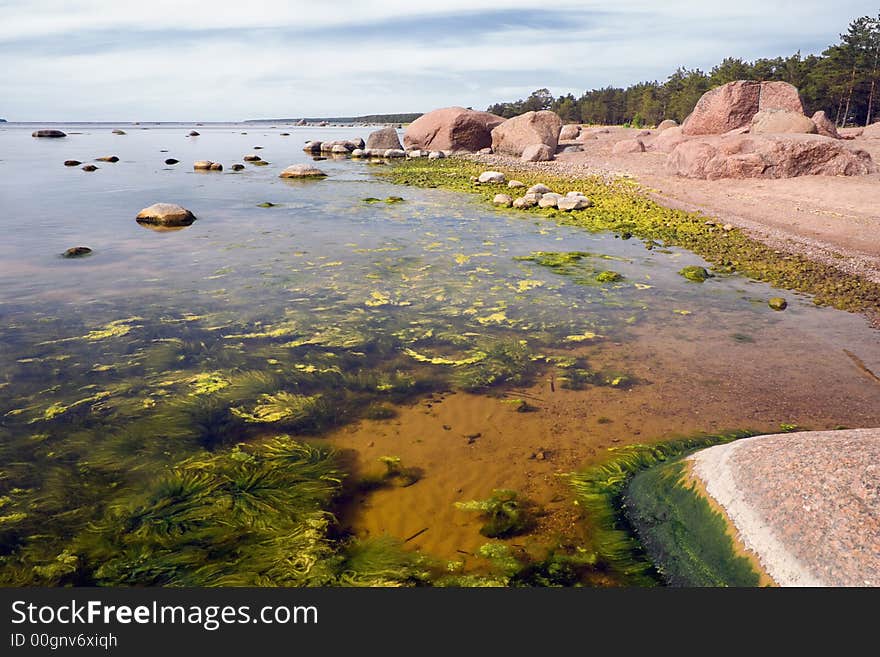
<box><xmin>454</xmin><ymin>489</ymin><xmax>535</xmax><ymax>538</ymax></box>
<box><xmin>679</xmin><ymin>266</ymin><xmax>712</xmax><ymax>283</ymax></box>
<box><xmin>383</xmin><ymin>159</ymin><xmax>880</xmax><ymax>314</ymax></box>
<box><xmin>596</xmin><ymin>270</ymin><xmax>623</xmax><ymax>283</ymax></box>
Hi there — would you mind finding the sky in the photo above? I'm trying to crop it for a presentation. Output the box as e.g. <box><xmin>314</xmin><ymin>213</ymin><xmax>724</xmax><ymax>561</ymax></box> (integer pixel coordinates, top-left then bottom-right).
<box><xmin>0</xmin><ymin>1</ymin><xmax>875</xmax><ymax>121</ymax></box>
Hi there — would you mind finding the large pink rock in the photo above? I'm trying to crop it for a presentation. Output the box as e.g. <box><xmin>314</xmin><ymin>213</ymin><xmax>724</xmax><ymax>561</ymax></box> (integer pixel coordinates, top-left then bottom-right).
<box><xmin>490</xmin><ymin>110</ymin><xmax>562</xmax><ymax>157</ymax></box>
<box><xmin>612</xmin><ymin>138</ymin><xmax>646</xmax><ymax>154</ymax></box>
<box><xmin>811</xmin><ymin>111</ymin><xmax>840</xmax><ymax>139</ymax></box>
<box><xmin>682</xmin><ymin>81</ymin><xmax>805</xmax><ymax>136</ymax></box>
<box><xmin>666</xmin><ymin>134</ymin><xmax>875</xmax><ymax>179</ymax></box>
<box><xmin>403</xmin><ymin>107</ymin><xmax>505</xmax><ymax>152</ymax></box>
<box><xmin>560</xmin><ymin>124</ymin><xmax>581</xmax><ymax>140</ymax></box>
<box><xmin>862</xmin><ymin>121</ymin><xmax>880</xmax><ymax>138</ymax></box>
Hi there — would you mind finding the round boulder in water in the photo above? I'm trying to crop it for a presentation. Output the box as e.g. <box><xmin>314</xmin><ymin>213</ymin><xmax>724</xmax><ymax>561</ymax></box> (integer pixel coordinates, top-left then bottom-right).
<box><xmin>82</xmin><ymin>164</ymin><xmax>98</xmax><ymax>172</ymax></box>
<box><xmin>164</xmin><ymin>158</ymin><xmax>179</xmax><ymax>165</ymax></box>
<box><xmin>63</xmin><ymin>246</ymin><xmax>92</xmax><ymax>258</ymax></box>
<box><xmin>193</xmin><ymin>160</ymin><xmax>213</xmax><ymax>170</ymax></box>
<box><xmin>136</xmin><ymin>203</ymin><xmax>197</xmax><ymax>227</ymax></box>
<box><xmin>279</xmin><ymin>164</ymin><xmax>327</xmax><ymax>179</ymax></box>
<box><xmin>188</xmin><ymin>130</ymin><xmax>200</xmax><ymax>137</ymax></box>
<box><xmin>33</xmin><ymin>129</ymin><xmax>66</xmax><ymax>138</ymax></box>
<box><xmin>64</xmin><ymin>160</ymin><xmax>81</xmax><ymax>167</ymax></box>
<box><xmin>96</xmin><ymin>155</ymin><xmax>119</xmax><ymax>162</ymax></box>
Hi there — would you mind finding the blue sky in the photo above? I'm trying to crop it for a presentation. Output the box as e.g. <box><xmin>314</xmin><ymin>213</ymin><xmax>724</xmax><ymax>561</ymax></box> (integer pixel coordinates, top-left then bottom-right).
<box><xmin>0</xmin><ymin>1</ymin><xmax>875</xmax><ymax>121</ymax></box>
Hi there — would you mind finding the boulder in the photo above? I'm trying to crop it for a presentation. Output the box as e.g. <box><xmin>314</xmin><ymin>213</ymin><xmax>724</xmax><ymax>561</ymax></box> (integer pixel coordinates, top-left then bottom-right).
<box><xmin>406</xmin><ymin>150</ymin><xmax>425</xmax><ymax>158</ymax></box>
<box><xmin>209</xmin><ymin>162</ymin><xmax>223</xmax><ymax>171</ymax></box>
<box><xmin>164</xmin><ymin>158</ymin><xmax>179</xmax><ymax>165</ymax></box>
<box><xmin>384</xmin><ymin>149</ymin><xmax>406</xmax><ymax>158</ymax></box>
<box><xmin>612</xmin><ymin>139</ymin><xmax>646</xmax><ymax>154</ymax></box>
<box><xmin>112</xmin><ymin>129</ymin><xmax>126</xmax><ymax>135</ymax></box>
<box><xmin>331</xmin><ymin>144</ymin><xmax>350</xmax><ymax>154</ymax></box>
<box><xmin>557</xmin><ymin>196</ymin><xmax>592</xmax><ymax>211</ymax></box>
<box><xmin>559</xmin><ymin>124</ymin><xmax>581</xmax><ymax>140</ymax></box>
<box><xmin>657</xmin><ymin>119</ymin><xmax>678</xmax><ymax>132</ymax></box>
<box><xmin>303</xmin><ymin>141</ymin><xmax>322</xmax><ymax>153</ymax></box>
<box><xmin>491</xmin><ymin>110</ymin><xmax>562</xmax><ymax>156</ymax></box>
<box><xmin>508</xmin><ymin>180</ymin><xmax>525</xmax><ymax>188</ymax></box>
<box><xmin>231</xmin><ymin>163</ymin><xmax>245</xmax><ymax>171</ymax></box>
<box><xmin>63</xmin><ymin>246</ymin><xmax>92</xmax><ymax>258</ymax></box>
<box><xmin>366</xmin><ymin>127</ymin><xmax>403</xmax><ymax>151</ymax></box>
<box><xmin>136</xmin><ymin>203</ymin><xmax>196</xmax><ymax>226</ymax></box>
<box><xmin>428</xmin><ymin>151</ymin><xmax>445</xmax><ymax>159</ymax></box>
<box><xmin>279</xmin><ymin>164</ymin><xmax>327</xmax><ymax>178</ymax></box>
<box><xmin>493</xmin><ymin>194</ymin><xmax>513</xmax><ymax>207</ymax></box>
<box><xmin>751</xmin><ymin>110</ymin><xmax>817</xmax><ymax>135</ymax></box>
<box><xmin>96</xmin><ymin>155</ymin><xmax>119</xmax><ymax>162</ymax></box>
<box><xmin>811</xmin><ymin>111</ymin><xmax>840</xmax><ymax>139</ymax></box>
<box><xmin>188</xmin><ymin>130</ymin><xmax>200</xmax><ymax>137</ymax></box>
<box><xmin>32</xmin><ymin>129</ymin><xmax>66</xmax><ymax>138</ymax></box>
<box><xmin>538</xmin><ymin>193</ymin><xmax>563</xmax><ymax>208</ymax></box>
<box><xmin>527</xmin><ymin>184</ymin><xmax>552</xmax><ymax>195</ymax></box>
<box><xmin>478</xmin><ymin>147</ymin><xmax>493</xmax><ymax>154</ymax></box>
<box><xmin>652</xmin><ymin>126</ymin><xmax>687</xmax><ymax>153</ymax></box>
<box><xmin>682</xmin><ymin>81</ymin><xmax>805</xmax><ymax>136</ymax></box>
<box><xmin>193</xmin><ymin>160</ymin><xmax>213</xmax><ymax>170</ymax></box>
<box><xmin>478</xmin><ymin>171</ymin><xmax>506</xmax><ymax>184</ymax></box>
<box><xmin>81</xmin><ymin>164</ymin><xmax>98</xmax><ymax>172</ymax></box>
<box><xmin>351</xmin><ymin>149</ymin><xmax>366</xmax><ymax>157</ymax></box>
<box><xmin>667</xmin><ymin>134</ymin><xmax>875</xmax><ymax>179</ymax></box>
<box><xmin>861</xmin><ymin>121</ymin><xmax>880</xmax><ymax>138</ymax></box>
<box><xmin>403</xmin><ymin>107</ymin><xmax>505</xmax><ymax>152</ymax></box>
<box><xmin>243</xmin><ymin>154</ymin><xmax>262</xmax><ymax>161</ymax></box>
<box><xmin>512</xmin><ymin>196</ymin><xmax>537</xmax><ymax>209</ymax></box>
<box><xmin>64</xmin><ymin>160</ymin><xmax>81</xmax><ymax>166</ymax></box>
<box><xmin>521</xmin><ymin>143</ymin><xmax>555</xmax><ymax>162</ymax></box>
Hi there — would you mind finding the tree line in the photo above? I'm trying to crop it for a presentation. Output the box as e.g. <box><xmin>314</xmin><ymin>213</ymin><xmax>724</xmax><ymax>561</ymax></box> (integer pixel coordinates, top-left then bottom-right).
<box><xmin>487</xmin><ymin>14</ymin><xmax>880</xmax><ymax>128</ymax></box>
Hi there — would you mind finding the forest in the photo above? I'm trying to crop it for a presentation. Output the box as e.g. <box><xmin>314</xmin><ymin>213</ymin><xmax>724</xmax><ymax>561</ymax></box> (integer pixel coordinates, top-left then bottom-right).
<box><xmin>486</xmin><ymin>14</ymin><xmax>880</xmax><ymax>128</ymax></box>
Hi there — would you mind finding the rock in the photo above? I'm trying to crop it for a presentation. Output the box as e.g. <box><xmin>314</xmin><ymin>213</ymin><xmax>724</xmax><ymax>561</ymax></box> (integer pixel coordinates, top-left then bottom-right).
<box><xmin>96</xmin><ymin>155</ymin><xmax>119</xmax><ymax>162</ymax></box>
<box><xmin>682</xmin><ymin>81</ymin><xmax>805</xmax><ymax>136</ymax></box>
<box><xmin>136</xmin><ymin>203</ymin><xmax>196</xmax><ymax>226</ymax></box>
<box><xmin>331</xmin><ymin>144</ymin><xmax>350</xmax><ymax>154</ymax></box>
<box><xmin>64</xmin><ymin>160</ymin><xmax>81</xmax><ymax>166</ymax></box>
<box><xmin>521</xmin><ymin>143</ymin><xmax>555</xmax><ymax>162</ymax></box>
<box><xmin>559</xmin><ymin>124</ymin><xmax>581</xmax><ymax>140</ymax></box>
<box><xmin>231</xmin><ymin>163</ymin><xmax>245</xmax><ymax>171</ymax></box>
<box><xmin>751</xmin><ymin>110</ymin><xmax>817</xmax><ymax>135</ymax></box>
<box><xmin>657</xmin><ymin>119</ymin><xmax>678</xmax><ymax>132</ymax></box>
<box><xmin>164</xmin><ymin>158</ymin><xmax>179</xmax><ymax>165</ymax></box>
<box><xmin>759</xmin><ymin>81</ymin><xmax>804</xmax><ymax>114</ymax></box>
<box><xmin>193</xmin><ymin>160</ymin><xmax>213</xmax><ymax>170</ymax></box>
<box><xmin>366</xmin><ymin>127</ymin><xmax>403</xmax><ymax>151</ymax></box>
<box><xmin>351</xmin><ymin>149</ymin><xmax>366</xmax><ymax>157</ymax></box>
<box><xmin>478</xmin><ymin>171</ymin><xmax>506</xmax><ymax>184</ymax></box>
<box><xmin>243</xmin><ymin>154</ymin><xmax>262</xmax><ymax>161</ymax></box>
<box><xmin>768</xmin><ymin>297</ymin><xmax>788</xmax><ymax>311</ymax></box>
<box><xmin>652</xmin><ymin>126</ymin><xmax>687</xmax><ymax>153</ymax></box>
<box><xmin>81</xmin><ymin>164</ymin><xmax>98</xmax><ymax>172</ymax></box>
<box><xmin>565</xmin><ymin>191</ymin><xmax>585</xmax><ymax>197</ymax></box>
<box><xmin>508</xmin><ymin>180</ymin><xmax>525</xmax><ymax>188</ymax></box>
<box><xmin>811</xmin><ymin>111</ymin><xmax>841</xmax><ymax>139</ymax></box>
<box><xmin>112</xmin><ymin>129</ymin><xmax>126</xmax><ymax>135</ymax></box>
<box><xmin>667</xmin><ymin>134</ymin><xmax>875</xmax><ymax>179</ymax></box>
<box><xmin>512</xmin><ymin>196</ymin><xmax>537</xmax><ymax>209</ymax></box>
<box><xmin>406</xmin><ymin>150</ymin><xmax>425</xmax><ymax>158</ymax></box>
<box><xmin>557</xmin><ymin>196</ymin><xmax>592</xmax><ymax>211</ymax></box>
<box><xmin>559</xmin><ymin>145</ymin><xmax>583</xmax><ymax>153</ymax></box>
<box><xmin>478</xmin><ymin>147</ymin><xmax>493</xmax><ymax>154</ymax></box>
<box><xmin>493</xmin><ymin>194</ymin><xmax>513</xmax><ymax>207</ymax></box>
<box><xmin>280</xmin><ymin>132</ymin><xmax>290</xmax><ymax>136</ymax></box>
<box><xmin>303</xmin><ymin>141</ymin><xmax>322</xmax><ymax>153</ymax></box>
<box><xmin>538</xmin><ymin>193</ymin><xmax>563</xmax><ymax>208</ymax></box>
<box><xmin>428</xmin><ymin>151</ymin><xmax>445</xmax><ymax>159</ymax></box>
<box><xmin>527</xmin><ymin>184</ymin><xmax>552</xmax><ymax>195</ymax></box>
<box><xmin>252</xmin><ymin>160</ymin><xmax>269</xmax><ymax>166</ymax></box>
<box><xmin>279</xmin><ymin>164</ymin><xmax>327</xmax><ymax>178</ymax></box>
<box><xmin>679</xmin><ymin>265</ymin><xmax>712</xmax><ymax>282</ymax></box>
<box><xmin>404</xmin><ymin>107</ymin><xmax>505</xmax><ymax>152</ymax></box>
<box><xmin>254</xmin><ymin>146</ymin><xmax>264</xmax><ymax>150</ymax></box>
<box><xmin>722</xmin><ymin>224</ymin><xmax>734</xmax><ymax>232</ymax></box>
<box><xmin>383</xmin><ymin>149</ymin><xmax>406</xmax><ymax>158</ymax></box>
<box><xmin>209</xmin><ymin>162</ymin><xmax>223</xmax><ymax>171</ymax></box>
<box><xmin>612</xmin><ymin>139</ymin><xmax>646</xmax><ymax>154</ymax></box>
<box><xmin>862</xmin><ymin>122</ymin><xmax>880</xmax><ymax>138</ymax></box>
<box><xmin>296</xmin><ymin>119</ymin><xmax>307</xmax><ymax>126</ymax></box>
<box><xmin>63</xmin><ymin>246</ymin><xmax>92</xmax><ymax>258</ymax></box>
<box><xmin>491</xmin><ymin>110</ymin><xmax>562</xmax><ymax>157</ymax></box>
<box><xmin>32</xmin><ymin>129</ymin><xmax>66</xmax><ymax>138</ymax></box>
<box><xmin>188</xmin><ymin>130</ymin><xmax>200</xmax><ymax>137</ymax></box>
<box><xmin>596</xmin><ymin>270</ymin><xmax>623</xmax><ymax>282</ymax></box>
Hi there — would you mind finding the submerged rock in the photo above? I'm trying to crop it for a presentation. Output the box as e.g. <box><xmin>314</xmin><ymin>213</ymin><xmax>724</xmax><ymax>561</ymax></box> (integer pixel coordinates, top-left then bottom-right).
<box><xmin>96</xmin><ymin>155</ymin><xmax>119</xmax><ymax>162</ymax></box>
<box><xmin>768</xmin><ymin>297</ymin><xmax>788</xmax><ymax>311</ymax></box>
<box><xmin>243</xmin><ymin>154</ymin><xmax>262</xmax><ymax>161</ymax></box>
<box><xmin>81</xmin><ymin>164</ymin><xmax>98</xmax><ymax>172</ymax></box>
<box><xmin>279</xmin><ymin>164</ymin><xmax>327</xmax><ymax>179</ymax></box>
<box><xmin>679</xmin><ymin>265</ymin><xmax>713</xmax><ymax>282</ymax></box>
<box><xmin>596</xmin><ymin>270</ymin><xmax>623</xmax><ymax>283</ymax></box>
<box><xmin>63</xmin><ymin>246</ymin><xmax>92</xmax><ymax>258</ymax></box>
<box><xmin>136</xmin><ymin>203</ymin><xmax>197</xmax><ymax>226</ymax></box>
<box><xmin>164</xmin><ymin>158</ymin><xmax>179</xmax><ymax>165</ymax></box>
<box><xmin>231</xmin><ymin>163</ymin><xmax>245</xmax><ymax>171</ymax></box>
<box><xmin>64</xmin><ymin>160</ymin><xmax>81</xmax><ymax>166</ymax></box>
<box><xmin>188</xmin><ymin>130</ymin><xmax>200</xmax><ymax>136</ymax></box>
<box><xmin>112</xmin><ymin>129</ymin><xmax>126</xmax><ymax>135</ymax></box>
<box><xmin>32</xmin><ymin>129</ymin><xmax>66</xmax><ymax>138</ymax></box>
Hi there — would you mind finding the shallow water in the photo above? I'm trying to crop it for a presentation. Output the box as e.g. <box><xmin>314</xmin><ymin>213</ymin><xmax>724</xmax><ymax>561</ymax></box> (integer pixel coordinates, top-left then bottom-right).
<box><xmin>1</xmin><ymin>123</ymin><xmax>879</xmax><ymax>581</ymax></box>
